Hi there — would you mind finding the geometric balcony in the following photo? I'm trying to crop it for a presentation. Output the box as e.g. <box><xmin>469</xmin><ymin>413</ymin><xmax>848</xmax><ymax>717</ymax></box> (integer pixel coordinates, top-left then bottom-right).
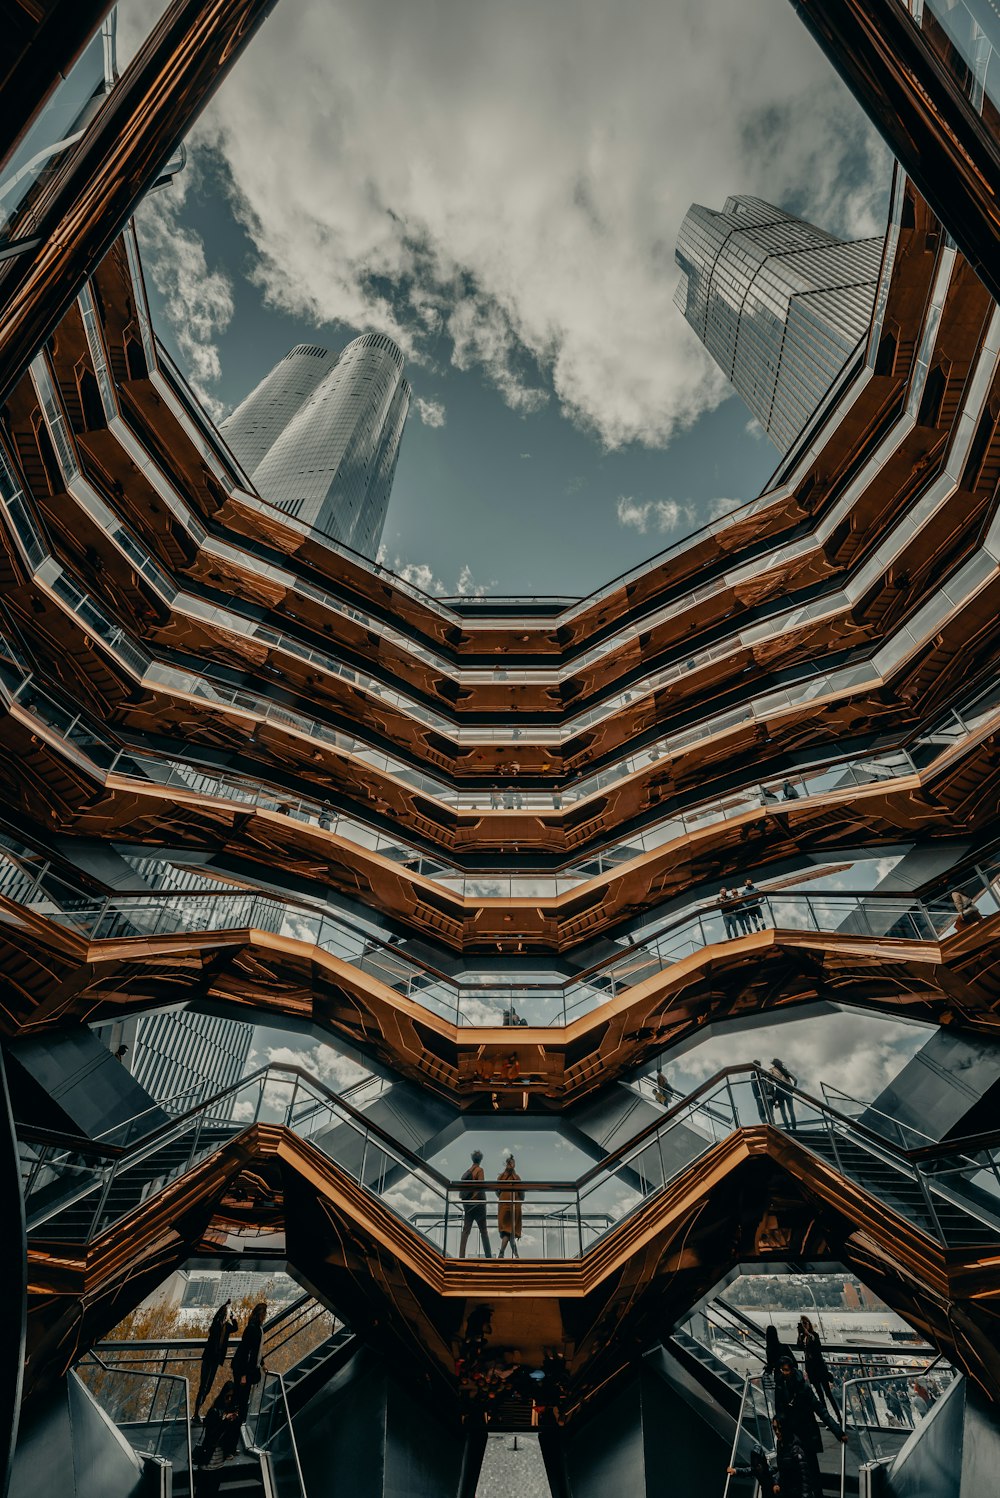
<box><xmin>7</xmin><ymin>3</ymin><xmax>1000</xmax><ymax>1489</ymax></box>
<box><xmin>20</xmin><ymin>1065</ymin><xmax>1000</xmax><ymax>1428</ymax></box>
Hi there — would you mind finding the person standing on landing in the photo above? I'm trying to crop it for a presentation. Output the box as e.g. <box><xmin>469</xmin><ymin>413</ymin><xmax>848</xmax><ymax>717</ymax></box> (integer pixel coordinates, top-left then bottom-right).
<box><xmin>496</xmin><ymin>1151</ymin><xmax>524</xmax><ymax>1259</ymax></box>
<box><xmin>231</xmin><ymin>1302</ymin><xmax>267</xmax><ymax>1422</ymax></box>
<box><xmin>195</xmin><ymin>1299</ymin><xmax>237</xmax><ymax>1419</ymax></box>
<box><xmin>459</xmin><ymin>1149</ymin><xmax>493</xmax><ymax>1258</ymax></box>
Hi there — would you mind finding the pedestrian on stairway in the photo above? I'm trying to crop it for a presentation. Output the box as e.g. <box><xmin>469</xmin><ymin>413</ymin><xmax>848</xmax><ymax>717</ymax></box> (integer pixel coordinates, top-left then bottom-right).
<box><xmin>770</xmin><ymin>1057</ymin><xmax>798</xmax><ymax>1129</ymax></box>
<box><xmin>751</xmin><ymin>1061</ymin><xmax>774</xmax><ymax>1123</ymax></box>
<box><xmin>195</xmin><ymin>1299</ymin><xmax>238</xmax><ymax>1419</ymax></box>
<box><xmin>231</xmin><ymin>1302</ymin><xmax>267</xmax><ymax>1422</ymax></box>
<box><xmin>496</xmin><ymin>1151</ymin><xmax>524</xmax><ymax>1259</ymax></box>
<box><xmin>458</xmin><ymin>1149</ymin><xmax>493</xmax><ymax>1258</ymax></box>
<box><xmin>764</xmin><ymin>1324</ymin><xmax>797</xmax><ymax>1377</ymax></box>
<box><xmin>796</xmin><ymin>1316</ymin><xmax>839</xmax><ymax>1417</ymax></box>
<box><xmin>774</xmin><ymin>1354</ymin><xmax>847</xmax><ymax>1495</ymax></box>
<box><xmin>194</xmin><ymin>1381</ymin><xmax>242</xmax><ymax>1495</ymax></box>
<box><xmin>952</xmin><ymin>890</ymin><xmax>982</xmax><ymax>929</ymax></box>
<box><xmin>727</xmin><ymin>1417</ymin><xmax>817</xmax><ymax>1497</ymax></box>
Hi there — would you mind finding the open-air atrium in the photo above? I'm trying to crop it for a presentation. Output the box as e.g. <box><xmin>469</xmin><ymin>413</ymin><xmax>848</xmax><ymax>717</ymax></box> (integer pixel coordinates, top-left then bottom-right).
<box><xmin>3</xmin><ymin>3</ymin><xmax>1000</xmax><ymax>1496</ymax></box>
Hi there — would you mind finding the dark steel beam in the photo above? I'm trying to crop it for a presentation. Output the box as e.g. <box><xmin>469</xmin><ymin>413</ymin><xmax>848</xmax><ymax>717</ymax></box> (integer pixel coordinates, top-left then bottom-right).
<box><xmin>0</xmin><ymin>0</ymin><xmax>279</xmax><ymax>407</ymax></box>
<box><xmin>790</xmin><ymin>0</ymin><xmax>1000</xmax><ymax>306</ymax></box>
<box><xmin>0</xmin><ymin>2</ymin><xmax>114</xmax><ymax>175</ymax></box>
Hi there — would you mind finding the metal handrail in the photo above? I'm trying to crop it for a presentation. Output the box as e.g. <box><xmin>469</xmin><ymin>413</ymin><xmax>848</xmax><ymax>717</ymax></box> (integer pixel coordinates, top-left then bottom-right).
<box><xmin>81</xmin><ymin>1350</ymin><xmax>193</xmax><ymax>1494</ymax></box>
<box><xmin>266</xmin><ymin>1371</ymin><xmax>308</xmax><ymax>1497</ymax></box>
<box><xmin>838</xmin><ymin>1367</ymin><xmax>943</xmax><ymax>1498</ymax></box>
<box><xmin>722</xmin><ymin>1372</ymin><xmax>753</xmax><ymax>1498</ymax></box>
<box><xmin>21</xmin><ymin>1060</ymin><xmax>1000</xmax><ymax>1205</ymax></box>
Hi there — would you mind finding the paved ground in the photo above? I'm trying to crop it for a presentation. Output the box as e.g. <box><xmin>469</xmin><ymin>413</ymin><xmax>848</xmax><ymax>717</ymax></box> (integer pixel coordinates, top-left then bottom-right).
<box><xmin>476</xmin><ymin>1433</ymin><xmax>551</xmax><ymax>1498</ymax></box>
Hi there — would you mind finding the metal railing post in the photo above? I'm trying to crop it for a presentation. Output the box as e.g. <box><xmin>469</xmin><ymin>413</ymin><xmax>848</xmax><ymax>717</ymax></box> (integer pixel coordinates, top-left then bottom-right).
<box><xmin>88</xmin><ymin>1158</ymin><xmax>117</xmax><ymax>1240</ymax></box>
<box><xmin>723</xmin><ymin>1374</ymin><xmax>752</xmax><ymax>1498</ymax></box>
<box><xmin>914</xmin><ymin>1163</ymin><xmax>947</xmax><ymax>1243</ymax></box>
<box><xmin>840</xmin><ymin>1378</ymin><xmax>852</xmax><ymax>1498</ymax></box>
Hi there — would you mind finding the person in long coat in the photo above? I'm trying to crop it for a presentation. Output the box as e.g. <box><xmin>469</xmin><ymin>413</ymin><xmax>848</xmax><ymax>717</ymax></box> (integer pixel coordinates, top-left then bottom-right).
<box><xmin>195</xmin><ymin>1300</ymin><xmax>237</xmax><ymax>1419</ymax></box>
<box><xmin>231</xmin><ymin>1301</ymin><xmax>267</xmax><ymax>1421</ymax></box>
<box><xmin>796</xmin><ymin>1315</ymin><xmax>838</xmax><ymax>1416</ymax></box>
<box><xmin>496</xmin><ymin>1151</ymin><xmax>524</xmax><ymax>1259</ymax></box>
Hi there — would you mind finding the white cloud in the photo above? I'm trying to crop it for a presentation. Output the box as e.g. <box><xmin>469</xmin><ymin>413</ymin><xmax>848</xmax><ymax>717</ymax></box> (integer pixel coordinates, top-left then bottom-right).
<box><xmin>134</xmin><ymin>171</ymin><xmax>234</xmax><ymax>419</ymax></box>
<box><xmin>745</xmin><ymin>417</ymin><xmax>765</xmax><ymax>441</ymax></box>
<box><xmin>455</xmin><ymin>563</ymin><xmax>491</xmax><ymax>597</ymax></box>
<box><xmin>667</xmin><ymin>1012</ymin><xmax>929</xmax><ymax>1105</ymax></box>
<box><xmin>382</xmin><ymin>555</ymin><xmax>494</xmax><ymax>597</ymax></box>
<box><xmin>616</xmin><ymin>496</ymin><xmax>695</xmax><ymax>534</ymax></box>
<box><xmin>707</xmin><ymin>496</ymin><xmax>738</xmax><ymax>520</ymax></box>
<box><xmin>414</xmin><ymin>395</ymin><xmax>447</xmax><ymax>427</ymax></box>
<box><xmin>186</xmin><ymin>0</ymin><xmax>889</xmax><ymax>450</ymax></box>
<box><xmin>264</xmin><ymin>1041</ymin><xmax>368</xmax><ymax>1092</ymax></box>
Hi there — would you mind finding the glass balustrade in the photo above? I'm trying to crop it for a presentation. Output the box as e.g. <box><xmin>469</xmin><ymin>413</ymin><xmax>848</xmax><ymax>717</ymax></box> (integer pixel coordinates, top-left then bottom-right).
<box><xmin>11</xmin><ymin>303</ymin><xmax>1000</xmax><ymax>786</ymax></box>
<box><xmin>0</xmin><ymin>786</ymin><xmax>997</xmax><ymax>1029</ymax></box>
<box><xmin>20</xmin><ymin>1066</ymin><xmax>1000</xmax><ymax>1264</ymax></box>
<box><xmin>3</xmin><ymin>616</ymin><xmax>999</xmax><ymax>909</ymax></box>
<box><xmin>75</xmin><ymin>1355</ymin><xmax>192</xmax><ymax>1485</ymax></box>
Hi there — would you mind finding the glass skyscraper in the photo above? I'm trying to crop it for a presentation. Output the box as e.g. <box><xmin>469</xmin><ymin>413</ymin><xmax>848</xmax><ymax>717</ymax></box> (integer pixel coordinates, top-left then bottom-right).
<box><xmin>219</xmin><ymin>343</ymin><xmax>334</xmax><ymax>476</ymax></box>
<box><xmin>674</xmin><ymin>195</ymin><xmax>883</xmax><ymax>452</ymax></box>
<box><xmin>223</xmin><ymin>332</ymin><xmax>411</xmax><ymax>559</ymax></box>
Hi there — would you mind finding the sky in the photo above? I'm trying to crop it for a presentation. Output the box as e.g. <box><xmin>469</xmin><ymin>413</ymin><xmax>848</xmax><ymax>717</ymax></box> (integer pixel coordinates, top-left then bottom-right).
<box><xmin>112</xmin><ymin>2</ymin><xmax>909</xmax><ymax>1105</ymax></box>
<box><xmin>118</xmin><ymin>0</ymin><xmax>892</xmax><ymax>598</ymax></box>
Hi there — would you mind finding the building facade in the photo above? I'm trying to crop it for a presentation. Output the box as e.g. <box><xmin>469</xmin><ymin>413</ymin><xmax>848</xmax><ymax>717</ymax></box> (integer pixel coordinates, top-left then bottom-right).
<box><xmin>219</xmin><ymin>343</ymin><xmax>334</xmax><ymax>476</ymax></box>
<box><xmin>674</xmin><ymin>195</ymin><xmax>883</xmax><ymax>451</ymax></box>
<box><xmin>224</xmin><ymin>332</ymin><xmax>411</xmax><ymax>558</ymax></box>
<box><xmin>128</xmin><ymin>1010</ymin><xmax>252</xmax><ymax>1108</ymax></box>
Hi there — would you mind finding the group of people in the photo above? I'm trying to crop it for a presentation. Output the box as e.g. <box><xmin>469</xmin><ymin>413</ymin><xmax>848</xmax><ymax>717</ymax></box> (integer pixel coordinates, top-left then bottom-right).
<box><xmin>192</xmin><ymin>1300</ymin><xmax>268</xmax><ymax>1494</ymax></box>
<box><xmin>729</xmin><ymin>1317</ymin><xmax>846</xmax><ymax>1497</ymax></box>
<box><xmin>719</xmin><ymin>879</ymin><xmax>767</xmax><ymax>937</ymax></box>
<box><xmin>751</xmin><ymin>1057</ymin><xmax>799</xmax><ymax>1128</ymax></box>
<box><xmin>458</xmin><ymin>1149</ymin><xmax>525</xmax><ymax>1259</ymax></box>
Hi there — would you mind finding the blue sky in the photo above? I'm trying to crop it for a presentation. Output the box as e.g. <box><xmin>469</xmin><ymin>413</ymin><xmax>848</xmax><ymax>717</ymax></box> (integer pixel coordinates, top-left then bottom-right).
<box><xmin>123</xmin><ymin>0</ymin><xmax>891</xmax><ymax>598</ymax></box>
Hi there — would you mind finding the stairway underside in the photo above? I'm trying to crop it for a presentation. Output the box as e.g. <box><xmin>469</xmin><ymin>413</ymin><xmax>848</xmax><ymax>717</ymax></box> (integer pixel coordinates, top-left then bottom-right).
<box><xmin>24</xmin><ymin>1122</ymin><xmax>1000</xmax><ymax>1429</ymax></box>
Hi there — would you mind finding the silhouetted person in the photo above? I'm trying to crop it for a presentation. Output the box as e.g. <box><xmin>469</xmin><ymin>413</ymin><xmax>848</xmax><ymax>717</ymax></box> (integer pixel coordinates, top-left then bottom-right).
<box><xmin>195</xmin><ymin>1299</ymin><xmax>237</xmax><ymax>1418</ymax></box>
<box><xmin>459</xmin><ymin>1149</ymin><xmax>492</xmax><ymax>1257</ymax></box>
<box><xmin>774</xmin><ymin>1354</ymin><xmax>846</xmax><ymax>1494</ymax></box>
<box><xmin>113</xmin><ymin>1044</ymin><xmax>128</xmax><ymax>1062</ymax></box>
<box><xmin>727</xmin><ymin>1418</ymin><xmax>817</xmax><ymax>1498</ymax></box>
<box><xmin>797</xmin><ymin>1316</ymin><xmax>838</xmax><ymax>1417</ymax></box>
<box><xmin>751</xmin><ymin>1061</ymin><xmax>774</xmax><ymax>1123</ymax></box>
<box><xmin>771</xmin><ymin>1057</ymin><xmax>798</xmax><ymax>1128</ymax></box>
<box><xmin>782</xmin><ymin>779</ymin><xmax>799</xmax><ymax>800</ymax></box>
<box><xmin>195</xmin><ymin>1381</ymin><xmax>242</xmax><ymax>1495</ymax></box>
<box><xmin>764</xmin><ymin>1324</ymin><xmax>796</xmax><ymax>1376</ymax></box>
<box><xmin>496</xmin><ymin>1151</ymin><xmax>524</xmax><ymax>1259</ymax></box>
<box><xmin>231</xmin><ymin>1301</ymin><xmax>267</xmax><ymax>1421</ymax></box>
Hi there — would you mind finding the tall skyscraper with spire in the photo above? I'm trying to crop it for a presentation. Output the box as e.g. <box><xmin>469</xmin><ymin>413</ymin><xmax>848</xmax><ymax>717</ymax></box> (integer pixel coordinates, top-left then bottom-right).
<box><xmin>674</xmin><ymin>196</ymin><xmax>883</xmax><ymax>452</ymax></box>
<box><xmin>221</xmin><ymin>333</ymin><xmax>411</xmax><ymax>559</ymax></box>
